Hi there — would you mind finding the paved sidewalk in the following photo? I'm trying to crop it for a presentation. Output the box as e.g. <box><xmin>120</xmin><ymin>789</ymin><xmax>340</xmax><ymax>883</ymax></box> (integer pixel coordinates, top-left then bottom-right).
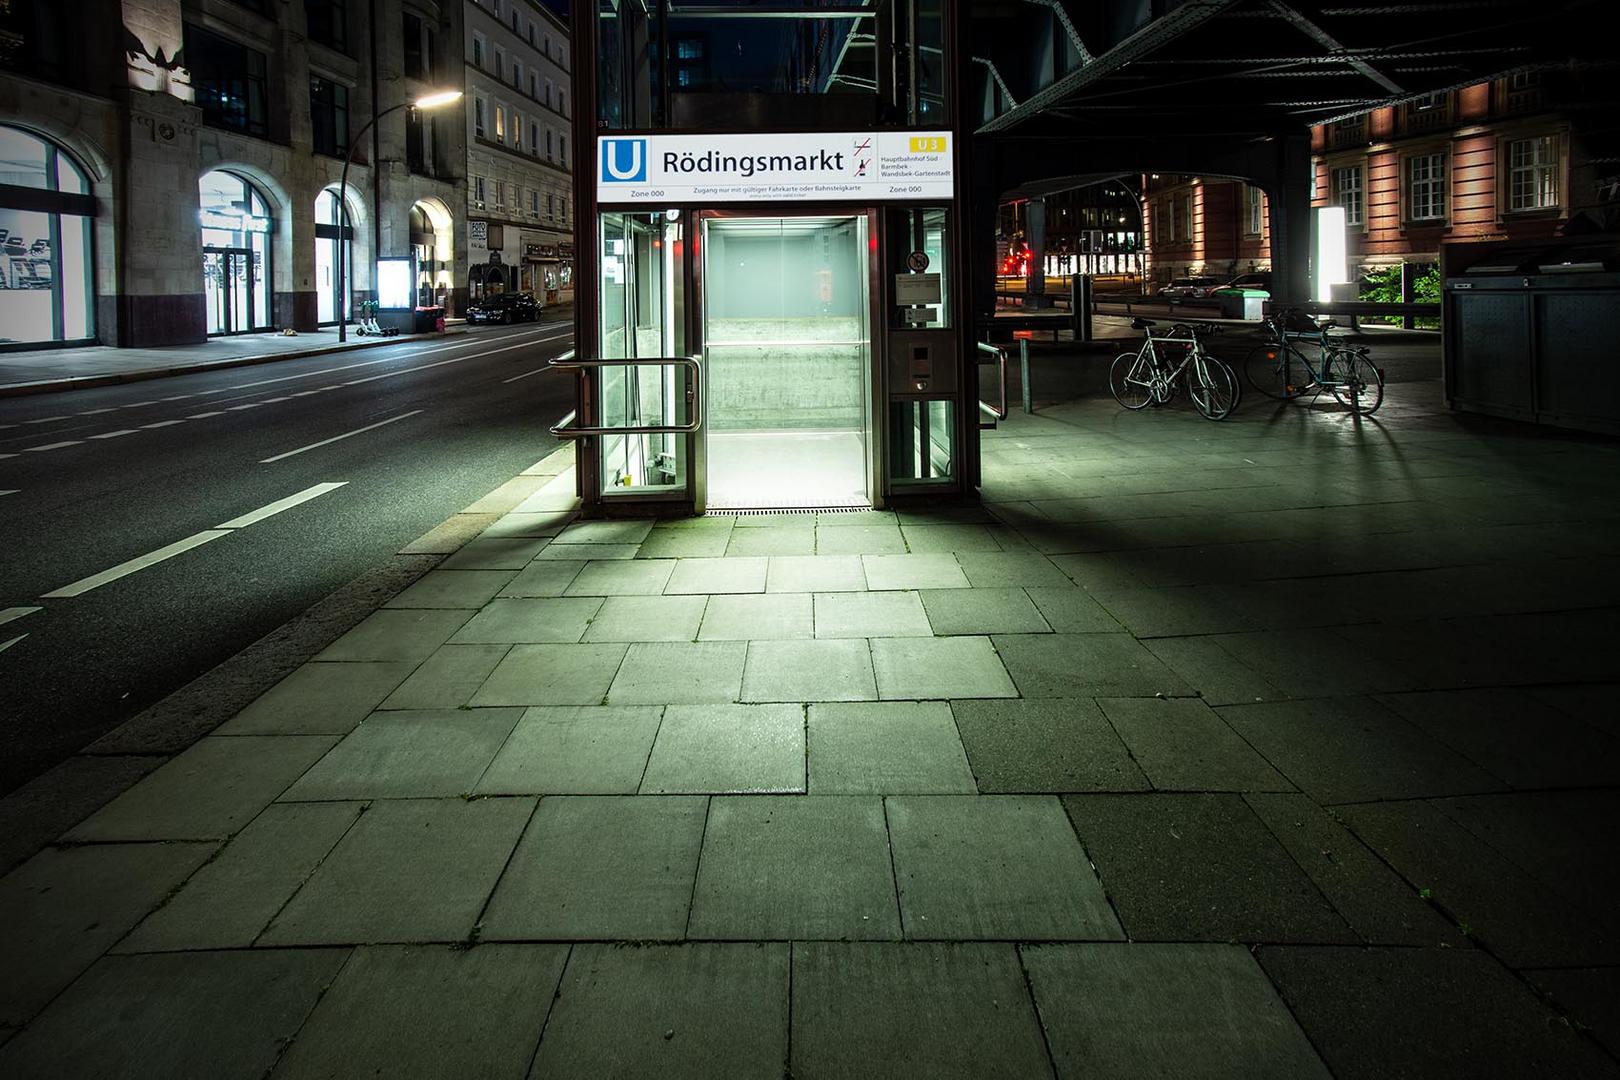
<box><xmin>2</xmin><ymin>367</ymin><xmax>1619</xmax><ymax>1077</ymax></box>
<box><xmin>0</xmin><ymin>326</ymin><xmax>463</xmax><ymax>396</ymax></box>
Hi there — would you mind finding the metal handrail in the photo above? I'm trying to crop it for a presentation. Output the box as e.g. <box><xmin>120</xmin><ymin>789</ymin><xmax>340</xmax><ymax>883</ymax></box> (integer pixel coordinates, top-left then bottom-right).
<box><xmin>975</xmin><ymin>340</ymin><xmax>1008</xmax><ymax>428</ymax></box>
<box><xmin>549</xmin><ymin>355</ymin><xmax>703</xmax><ymax>438</ymax></box>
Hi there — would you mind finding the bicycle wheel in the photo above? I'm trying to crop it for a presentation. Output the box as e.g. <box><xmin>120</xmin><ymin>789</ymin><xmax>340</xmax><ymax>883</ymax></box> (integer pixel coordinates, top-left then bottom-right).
<box><xmin>1188</xmin><ymin>354</ymin><xmax>1239</xmax><ymax>420</ymax></box>
<box><xmin>1245</xmin><ymin>343</ymin><xmax>1310</xmax><ymax>400</ymax></box>
<box><xmin>1109</xmin><ymin>351</ymin><xmax>1155</xmax><ymax>410</ymax></box>
<box><xmin>1328</xmin><ymin>350</ymin><xmax>1385</xmax><ymax>415</ymax></box>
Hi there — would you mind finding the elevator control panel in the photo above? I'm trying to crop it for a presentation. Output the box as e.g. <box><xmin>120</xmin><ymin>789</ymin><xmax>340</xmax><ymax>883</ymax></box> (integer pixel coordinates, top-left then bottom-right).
<box><xmin>888</xmin><ymin>329</ymin><xmax>958</xmax><ymax>399</ymax></box>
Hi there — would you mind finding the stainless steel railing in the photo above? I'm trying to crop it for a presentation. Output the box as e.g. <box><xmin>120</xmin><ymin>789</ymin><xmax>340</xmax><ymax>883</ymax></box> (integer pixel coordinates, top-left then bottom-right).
<box><xmin>548</xmin><ymin>355</ymin><xmax>703</xmax><ymax>439</ymax></box>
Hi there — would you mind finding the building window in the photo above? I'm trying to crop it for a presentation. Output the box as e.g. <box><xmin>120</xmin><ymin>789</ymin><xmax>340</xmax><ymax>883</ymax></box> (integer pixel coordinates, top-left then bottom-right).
<box><xmin>547</xmin><ymin>192</ymin><xmax>555</xmax><ymax>219</ymax></box>
<box><xmin>473</xmin><ymin>176</ymin><xmax>486</xmax><ymax>205</ymax></box>
<box><xmin>309</xmin><ymin>77</ymin><xmax>349</xmax><ymax>157</ymax></box>
<box><xmin>1508</xmin><ymin>136</ymin><xmax>1559</xmax><ymax>211</ymax></box>
<box><xmin>1245</xmin><ymin>185</ymin><xmax>1264</xmax><ymax>236</ymax></box>
<box><xmin>304</xmin><ymin>0</ymin><xmax>346</xmax><ymax>51</ymax></box>
<box><xmin>513</xmin><ymin>111</ymin><xmax>523</xmax><ymax>149</ymax></box>
<box><xmin>530</xmin><ymin>72</ymin><xmax>538</xmax><ymax>98</ymax></box>
<box><xmin>406</xmin><ymin>110</ymin><xmax>433</xmax><ymax>175</ymax></box>
<box><xmin>530</xmin><ymin>121</ymin><xmax>540</xmax><ymax>154</ymax></box>
<box><xmin>474</xmin><ymin>95</ymin><xmax>487</xmax><ymax>138</ymax></box>
<box><xmin>0</xmin><ymin>125</ymin><xmax>95</xmax><ymax>347</ymax></box>
<box><xmin>403</xmin><ymin>12</ymin><xmax>427</xmax><ymax>78</ymax></box>
<box><xmin>1406</xmin><ymin>153</ymin><xmax>1446</xmax><ymax>221</ymax></box>
<box><xmin>558</xmin><ymin>134</ymin><xmax>567</xmax><ymax>166</ymax></box>
<box><xmin>545</xmin><ymin>79</ymin><xmax>554</xmax><ymax>109</ymax></box>
<box><xmin>1405</xmin><ymin>93</ymin><xmax>1449</xmax><ymax>132</ymax></box>
<box><xmin>1332</xmin><ymin>165</ymin><xmax>1363</xmax><ymax>226</ymax></box>
<box><xmin>558</xmin><ymin>89</ymin><xmax>567</xmax><ymax>117</ymax></box>
<box><xmin>512</xmin><ymin>60</ymin><xmax>523</xmax><ymax>91</ymax></box>
<box><xmin>185</xmin><ymin>24</ymin><xmax>270</xmax><ymax>137</ymax></box>
<box><xmin>495</xmin><ymin>104</ymin><xmax>506</xmax><ymax>143</ymax></box>
<box><xmin>530</xmin><ymin>189</ymin><xmax>540</xmax><ymax>215</ymax></box>
<box><xmin>314</xmin><ymin>188</ymin><xmax>354</xmax><ymax>325</ymax></box>
<box><xmin>545</xmin><ymin>129</ymin><xmax>553</xmax><ymax>158</ymax></box>
<box><xmin>1177</xmin><ymin>194</ymin><xmax>1192</xmax><ymax>241</ymax></box>
<box><xmin>472</xmin><ymin>33</ymin><xmax>485</xmax><ymax>69</ymax></box>
<box><xmin>494</xmin><ymin>46</ymin><xmax>505</xmax><ymax>81</ymax></box>
<box><xmin>199</xmin><ymin>170</ymin><xmax>274</xmax><ymax>335</ymax></box>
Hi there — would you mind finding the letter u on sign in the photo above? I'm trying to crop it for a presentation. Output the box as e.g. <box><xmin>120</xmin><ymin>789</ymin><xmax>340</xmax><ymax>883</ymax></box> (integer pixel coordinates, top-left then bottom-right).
<box><xmin>601</xmin><ymin>139</ymin><xmax>647</xmax><ymax>183</ymax></box>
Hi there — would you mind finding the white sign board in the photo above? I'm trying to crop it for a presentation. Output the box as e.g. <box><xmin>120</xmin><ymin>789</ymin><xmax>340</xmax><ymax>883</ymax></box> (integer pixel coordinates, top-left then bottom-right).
<box><xmin>597</xmin><ymin>132</ymin><xmax>953</xmax><ymax>203</ymax></box>
<box><xmin>895</xmin><ymin>273</ymin><xmax>942</xmax><ymax>305</ymax></box>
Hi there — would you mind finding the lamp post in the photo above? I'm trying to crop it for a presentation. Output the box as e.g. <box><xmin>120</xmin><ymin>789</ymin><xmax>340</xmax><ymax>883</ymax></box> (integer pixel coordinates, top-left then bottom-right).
<box><xmin>336</xmin><ymin>89</ymin><xmax>463</xmax><ymax>341</ymax></box>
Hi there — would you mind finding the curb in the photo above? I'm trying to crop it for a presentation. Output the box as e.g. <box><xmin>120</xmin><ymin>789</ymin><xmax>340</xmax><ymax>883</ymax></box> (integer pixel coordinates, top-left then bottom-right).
<box><xmin>0</xmin><ymin>328</ymin><xmax>472</xmax><ymax>399</ymax></box>
<box><xmin>0</xmin><ymin>441</ymin><xmax>578</xmax><ymax>873</ymax></box>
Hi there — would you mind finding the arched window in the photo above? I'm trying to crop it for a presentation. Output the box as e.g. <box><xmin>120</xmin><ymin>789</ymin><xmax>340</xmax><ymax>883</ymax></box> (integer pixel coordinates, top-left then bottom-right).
<box><xmin>199</xmin><ymin>171</ymin><xmax>274</xmax><ymax>335</ymax></box>
<box><xmin>0</xmin><ymin>125</ymin><xmax>95</xmax><ymax>348</ymax></box>
<box><xmin>315</xmin><ymin>188</ymin><xmax>355</xmax><ymax>324</ymax></box>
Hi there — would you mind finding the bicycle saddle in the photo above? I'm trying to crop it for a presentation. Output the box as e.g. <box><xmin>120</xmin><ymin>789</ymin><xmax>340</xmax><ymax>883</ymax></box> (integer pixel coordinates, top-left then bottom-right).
<box><xmin>1131</xmin><ymin>317</ymin><xmax>1157</xmax><ymax>329</ymax></box>
<box><xmin>1321</xmin><ymin>319</ymin><xmax>1338</xmax><ymax>330</ymax></box>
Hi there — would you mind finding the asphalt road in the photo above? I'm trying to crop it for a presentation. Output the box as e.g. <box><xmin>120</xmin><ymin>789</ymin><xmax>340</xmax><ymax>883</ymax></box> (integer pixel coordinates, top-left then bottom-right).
<box><xmin>0</xmin><ymin>320</ymin><xmax>576</xmax><ymax>795</ymax></box>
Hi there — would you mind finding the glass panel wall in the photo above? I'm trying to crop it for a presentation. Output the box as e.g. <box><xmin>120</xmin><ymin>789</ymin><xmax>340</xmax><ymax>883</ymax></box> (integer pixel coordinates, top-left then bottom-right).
<box><xmin>0</xmin><ymin>125</ymin><xmax>94</xmax><ymax>348</ymax></box>
<box><xmin>315</xmin><ymin>189</ymin><xmax>353</xmax><ymax>324</ymax></box>
<box><xmin>199</xmin><ymin>171</ymin><xmax>273</xmax><ymax>335</ymax></box>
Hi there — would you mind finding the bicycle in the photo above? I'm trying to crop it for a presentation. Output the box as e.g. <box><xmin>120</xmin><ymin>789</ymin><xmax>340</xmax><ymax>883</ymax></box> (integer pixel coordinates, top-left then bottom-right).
<box><xmin>1244</xmin><ymin>309</ymin><xmax>1384</xmax><ymax>415</ymax></box>
<box><xmin>1109</xmin><ymin>317</ymin><xmax>1240</xmax><ymax>421</ymax></box>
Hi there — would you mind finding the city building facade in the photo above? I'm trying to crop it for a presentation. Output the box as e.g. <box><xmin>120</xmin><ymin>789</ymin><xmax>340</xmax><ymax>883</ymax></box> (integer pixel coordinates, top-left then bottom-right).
<box><xmin>1140</xmin><ymin>175</ymin><xmax>1272</xmax><ymax>287</ymax></box>
<box><xmin>1</xmin><ymin>0</ymin><xmax>466</xmax><ymax>350</ymax></box>
<box><xmin>462</xmin><ymin>0</ymin><xmax>572</xmax><ymax>306</ymax></box>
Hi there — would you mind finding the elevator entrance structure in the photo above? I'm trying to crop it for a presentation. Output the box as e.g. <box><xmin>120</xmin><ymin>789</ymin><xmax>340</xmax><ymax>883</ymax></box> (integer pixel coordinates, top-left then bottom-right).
<box><xmin>559</xmin><ymin>1</ymin><xmax>974</xmax><ymax>514</ymax></box>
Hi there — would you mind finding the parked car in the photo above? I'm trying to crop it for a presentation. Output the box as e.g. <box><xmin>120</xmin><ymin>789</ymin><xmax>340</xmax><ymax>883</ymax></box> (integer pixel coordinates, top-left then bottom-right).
<box><xmin>467</xmin><ymin>291</ymin><xmax>540</xmax><ymax>324</ymax></box>
<box><xmin>1213</xmin><ymin>271</ymin><xmax>1273</xmax><ymax>294</ymax></box>
<box><xmin>1157</xmin><ymin>276</ymin><xmax>1222</xmax><ymax>300</ymax></box>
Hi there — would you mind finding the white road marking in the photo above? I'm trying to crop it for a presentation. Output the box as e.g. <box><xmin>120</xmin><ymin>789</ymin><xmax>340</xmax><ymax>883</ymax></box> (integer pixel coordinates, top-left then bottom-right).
<box><xmin>79</xmin><ymin>408</ymin><xmax>116</xmax><ymax>415</ymax></box>
<box><xmin>23</xmin><ymin>441</ymin><xmax>82</xmax><ymax>452</ymax></box>
<box><xmin>0</xmin><ymin>455</ymin><xmax>15</xmax><ymax>460</ymax></box>
<box><xmin>338</xmin><ymin>335</ymin><xmax>564</xmax><ymax>389</ymax></box>
<box><xmin>24</xmin><ymin>416</ymin><xmax>68</xmax><ymax>424</ymax></box>
<box><xmin>89</xmin><ymin>429</ymin><xmax>139</xmax><ymax>439</ymax></box>
<box><xmin>0</xmin><ymin>489</ymin><xmax>18</xmax><ymax>496</ymax></box>
<box><xmin>119</xmin><ymin>401</ymin><xmax>158</xmax><ymax>408</ymax></box>
<box><xmin>0</xmin><ymin>634</ymin><xmax>25</xmax><ymax>655</ymax></box>
<box><xmin>0</xmin><ymin>606</ymin><xmax>41</xmax><ymax>627</ymax></box>
<box><xmin>217</xmin><ymin>482</ymin><xmax>347</xmax><ymax>529</ymax></box>
<box><xmin>502</xmin><ymin>367</ymin><xmax>550</xmax><ymax>384</ymax></box>
<box><xmin>261</xmin><ymin>396</ymin><xmax>292</xmax><ymax>403</ymax></box>
<box><xmin>40</xmin><ymin>530</ymin><xmax>232</xmax><ymax>599</ymax></box>
<box><xmin>140</xmin><ymin>420</ymin><xmax>185</xmax><ymax>429</ymax></box>
<box><xmin>187</xmin><ymin>412</ymin><xmax>225</xmax><ymax>419</ymax></box>
<box><xmin>227</xmin><ymin>402</ymin><xmax>266</xmax><ymax>410</ymax></box>
<box><xmin>260</xmin><ymin>410</ymin><xmax>423</xmax><ymax>464</ymax></box>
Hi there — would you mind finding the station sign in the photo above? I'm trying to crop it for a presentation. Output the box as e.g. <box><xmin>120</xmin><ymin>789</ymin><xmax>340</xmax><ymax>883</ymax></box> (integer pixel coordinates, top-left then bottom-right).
<box><xmin>597</xmin><ymin>131</ymin><xmax>953</xmax><ymax>203</ymax></box>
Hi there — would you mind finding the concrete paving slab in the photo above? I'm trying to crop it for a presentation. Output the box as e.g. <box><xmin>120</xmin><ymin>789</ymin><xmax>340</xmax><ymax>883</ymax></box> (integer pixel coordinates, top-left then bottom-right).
<box><xmin>1218</xmin><ymin>697</ymin><xmax>1505</xmax><ymax>803</ymax></box>
<box><xmin>477</xmin><ymin>706</ymin><xmax>663</xmax><ymax>794</ymax></box>
<box><xmin>991</xmin><ymin>632</ymin><xmax>1188</xmax><ymax>699</ymax></box>
<box><xmin>637</xmin><ymin>526</ymin><xmax>733</xmax><ymax>559</ymax></box>
<box><xmin>870</xmin><ymin>636</ymin><xmax>1017</xmax><ymax>700</ymax></box>
<box><xmin>1257</xmin><ymin>946</ymin><xmax>1620</xmax><ymax>1080</ymax></box>
<box><xmin>449</xmin><ymin>596</ymin><xmax>604</xmax><ymax>644</ymax></box>
<box><xmin>479</xmin><ymin>511</ymin><xmax>574</xmax><ymax>539</ymax></box>
<box><xmin>1525</xmin><ymin>967</ymin><xmax>1620</xmax><ymax>1060</ymax></box>
<box><xmin>608</xmin><ymin>641</ymin><xmax>746</xmax><ymax>704</ymax></box>
<box><xmin>470</xmin><ymin>643</ymin><xmax>629</xmax><ymax>706</ymax></box>
<box><xmin>217</xmin><ymin>661</ymin><xmax>416</xmax><ymax>735</ymax></box>
<box><xmin>742</xmin><ymin>638</ymin><xmax>877</xmax><ymax>702</ymax></box>
<box><xmin>950</xmin><ymin>699</ymin><xmax>1148</xmax><ymax>793</ymax></box>
<box><xmin>269</xmin><ymin>944</ymin><xmax>567</xmax><ymax>1080</ymax></box>
<box><xmin>530</xmin><ymin>943</ymin><xmax>788</xmax><ymax>1079</ymax></box>
<box><xmin>68</xmin><ymin>735</ymin><xmax>338</xmax><ymax>841</ymax></box>
<box><xmin>1528</xmin><ymin>683</ymin><xmax>1620</xmax><ymax>737</ymax></box>
<box><xmin>641</xmin><ymin>704</ymin><xmax>805</xmax><ymax>794</ymax></box>
<box><xmin>1021</xmin><ymin>585</ymin><xmax>1126</xmax><ymax>633</ymax></box>
<box><xmin>0</xmin><ymin>950</ymin><xmax>347</xmax><ymax>1080</ymax></box>
<box><xmin>919</xmin><ymin>587</ymin><xmax>1050</xmax><ymax>635</ymax></box>
<box><xmin>1098</xmin><ymin>696</ymin><xmax>1293</xmax><ymax>791</ymax></box>
<box><xmin>766</xmin><ymin>554</ymin><xmax>867</xmax><ymax>592</ymax></box>
<box><xmin>899</xmin><ymin>523</ymin><xmax>1007</xmax><ymax>553</ymax></box>
<box><xmin>259</xmin><ymin>797</ymin><xmax>535</xmax><ymax>945</ymax></box>
<box><xmin>816</xmin><ymin>524</ymin><xmax>907</xmax><ymax>555</ymax></box>
<box><xmin>807</xmin><ymin>702</ymin><xmax>975</xmax><ymax>794</ymax></box>
<box><xmin>1375</xmin><ymin>688</ymin><xmax>1620</xmax><ymax>789</ymax></box>
<box><xmin>1211</xmin><ymin>627</ymin><xmax>1420</xmax><ymax>697</ymax></box>
<box><xmin>689</xmin><ymin>796</ymin><xmax>899</xmax><ymax>939</ymax></box>
<box><xmin>886</xmin><ymin>795</ymin><xmax>1123</xmax><ymax>940</ymax></box>
<box><xmin>861</xmin><ymin>553</ymin><xmax>971</xmax><ymax>590</ymax></box>
<box><xmin>955</xmin><ymin>550</ymin><xmax>1074</xmax><ymax>588</ymax></box>
<box><xmin>118</xmin><ymin>802</ymin><xmax>362</xmax><ymax>953</ymax></box>
<box><xmin>1141</xmin><ymin>634</ymin><xmax>1285</xmax><ymax>706</ymax></box>
<box><xmin>536</xmin><ymin>541</ymin><xmax>640</xmax><ymax>560</ymax></box>
<box><xmin>499</xmin><ymin>559</ymin><xmax>586</xmax><ymax>597</ymax></box>
<box><xmin>1022</xmin><ymin>943</ymin><xmax>1330</xmax><ymax>1079</ymax></box>
<box><xmin>279</xmin><ymin>708</ymin><xmax>523</xmax><ymax>800</ymax></box>
<box><xmin>481</xmin><ymin>796</ymin><xmax>706</xmax><ymax>940</ymax></box>
<box><xmin>558</xmin><ymin>519</ymin><xmax>655</xmax><ymax>545</ymax></box>
<box><xmin>384</xmin><ymin>569</ymin><xmax>518</xmax><ymax>610</ymax></box>
<box><xmin>1245</xmin><ymin>792</ymin><xmax>1461</xmax><ymax>947</ymax></box>
<box><xmin>814</xmin><ymin>590</ymin><xmax>933</xmax><ymax>638</ymax></box>
<box><xmin>315</xmin><ymin>608</ymin><xmax>474</xmax><ymax>663</ymax></box>
<box><xmin>790</xmin><ymin>942</ymin><xmax>1052</xmax><ymax>1080</ymax></box>
<box><xmin>566</xmin><ymin>559</ymin><xmax>677</xmax><ymax>596</ymax></box>
<box><xmin>438</xmin><ymin>537</ymin><xmax>552</xmax><ymax>570</ymax></box>
<box><xmin>698</xmin><ymin>592</ymin><xmax>813</xmax><ymax>640</ymax></box>
<box><xmin>1063</xmin><ymin>793</ymin><xmax>1355</xmax><ymax>943</ymax></box>
<box><xmin>725</xmin><ymin>524</ymin><xmax>817</xmax><ymax>556</ymax></box>
<box><xmin>583</xmin><ymin>595</ymin><xmax>706</xmax><ymax>642</ymax></box>
<box><xmin>664</xmin><ymin>556</ymin><xmax>768</xmax><ymax>594</ymax></box>
<box><xmin>0</xmin><ymin>842</ymin><xmax>216</xmax><ymax>1028</ymax></box>
<box><xmin>379</xmin><ymin>644</ymin><xmax>512</xmax><ymax>709</ymax></box>
<box><xmin>1342</xmin><ymin>798</ymin><xmax>1616</xmax><ymax>967</ymax></box>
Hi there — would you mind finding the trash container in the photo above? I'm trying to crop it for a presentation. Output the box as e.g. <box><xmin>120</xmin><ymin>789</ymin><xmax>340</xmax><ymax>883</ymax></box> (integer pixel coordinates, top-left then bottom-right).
<box><xmin>412</xmin><ymin>305</ymin><xmax>446</xmax><ymax>333</ymax></box>
<box><xmin>1215</xmin><ymin>288</ymin><xmax>1268</xmax><ymax>320</ymax></box>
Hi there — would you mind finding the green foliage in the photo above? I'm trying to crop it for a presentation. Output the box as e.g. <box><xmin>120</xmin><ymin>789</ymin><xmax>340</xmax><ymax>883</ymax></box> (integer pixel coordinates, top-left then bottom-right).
<box><xmin>1359</xmin><ymin>264</ymin><xmax>1441</xmax><ymax>328</ymax></box>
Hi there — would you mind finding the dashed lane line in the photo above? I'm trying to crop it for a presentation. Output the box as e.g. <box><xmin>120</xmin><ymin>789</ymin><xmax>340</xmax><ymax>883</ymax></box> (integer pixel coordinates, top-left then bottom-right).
<box><xmin>88</xmin><ymin>429</ymin><xmax>139</xmax><ymax>439</ymax></box>
<box><xmin>0</xmin><ymin>634</ymin><xmax>25</xmax><ymax>655</ymax></box>
<box><xmin>0</xmin><ymin>489</ymin><xmax>18</xmax><ymax>496</ymax></box>
<box><xmin>0</xmin><ymin>606</ymin><xmax>41</xmax><ymax>626</ymax></box>
<box><xmin>216</xmin><ymin>482</ymin><xmax>347</xmax><ymax>528</ymax></box>
<box><xmin>22</xmin><ymin>441</ymin><xmax>82</xmax><ymax>452</ymax></box>
<box><xmin>140</xmin><ymin>420</ymin><xmax>185</xmax><ymax>429</ymax></box>
<box><xmin>260</xmin><ymin>410</ymin><xmax>423</xmax><ymax>464</ymax></box>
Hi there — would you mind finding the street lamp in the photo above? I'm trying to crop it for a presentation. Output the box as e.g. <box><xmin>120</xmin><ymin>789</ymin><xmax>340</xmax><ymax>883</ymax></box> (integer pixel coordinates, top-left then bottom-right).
<box><xmin>336</xmin><ymin>89</ymin><xmax>464</xmax><ymax>341</ymax></box>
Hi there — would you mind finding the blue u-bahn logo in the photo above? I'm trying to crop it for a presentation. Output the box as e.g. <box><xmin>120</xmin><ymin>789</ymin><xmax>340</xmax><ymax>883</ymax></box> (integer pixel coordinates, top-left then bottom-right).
<box><xmin>601</xmin><ymin>138</ymin><xmax>647</xmax><ymax>183</ymax></box>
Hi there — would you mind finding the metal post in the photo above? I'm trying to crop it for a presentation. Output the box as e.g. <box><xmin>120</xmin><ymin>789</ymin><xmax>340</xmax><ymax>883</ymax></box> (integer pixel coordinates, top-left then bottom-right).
<box><xmin>1074</xmin><ymin>273</ymin><xmax>1093</xmax><ymax>343</ymax></box>
<box><xmin>1020</xmin><ymin>338</ymin><xmax>1031</xmax><ymax>414</ymax></box>
<box><xmin>1027</xmin><ymin>197</ymin><xmax>1048</xmax><ymax>310</ymax></box>
<box><xmin>1400</xmin><ymin>262</ymin><xmax>1415</xmax><ymax>329</ymax></box>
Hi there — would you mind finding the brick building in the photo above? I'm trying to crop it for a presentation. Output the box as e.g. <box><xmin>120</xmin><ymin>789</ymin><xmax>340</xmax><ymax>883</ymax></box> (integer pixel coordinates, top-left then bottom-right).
<box><xmin>1140</xmin><ymin>175</ymin><xmax>1271</xmax><ymax>286</ymax></box>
